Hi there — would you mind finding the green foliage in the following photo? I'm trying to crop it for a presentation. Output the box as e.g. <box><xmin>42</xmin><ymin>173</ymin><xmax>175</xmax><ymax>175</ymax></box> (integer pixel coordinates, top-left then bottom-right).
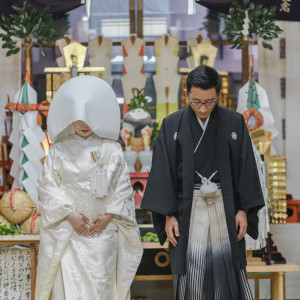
<box><xmin>151</xmin><ymin>121</ymin><xmax>160</xmax><ymax>141</ymax></box>
<box><xmin>128</xmin><ymin>88</ymin><xmax>153</xmax><ymax>114</ymax></box>
<box><xmin>221</xmin><ymin>0</ymin><xmax>283</xmax><ymax>50</ymax></box>
<box><xmin>141</xmin><ymin>232</ymin><xmax>169</xmax><ymax>243</ymax></box>
<box><xmin>0</xmin><ymin>222</ymin><xmax>23</xmax><ymax>235</ymax></box>
<box><xmin>0</xmin><ymin>0</ymin><xmax>59</xmax><ymax>57</ymax></box>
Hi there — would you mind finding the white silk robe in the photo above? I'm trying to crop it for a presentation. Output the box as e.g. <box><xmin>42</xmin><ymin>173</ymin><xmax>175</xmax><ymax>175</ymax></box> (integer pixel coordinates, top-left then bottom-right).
<box><xmin>35</xmin><ymin>134</ymin><xmax>143</xmax><ymax>300</ymax></box>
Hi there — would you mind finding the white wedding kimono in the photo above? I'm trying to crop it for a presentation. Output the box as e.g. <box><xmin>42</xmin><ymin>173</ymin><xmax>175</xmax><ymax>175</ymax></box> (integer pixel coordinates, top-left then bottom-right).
<box><xmin>36</xmin><ymin>134</ymin><xmax>143</xmax><ymax>300</ymax></box>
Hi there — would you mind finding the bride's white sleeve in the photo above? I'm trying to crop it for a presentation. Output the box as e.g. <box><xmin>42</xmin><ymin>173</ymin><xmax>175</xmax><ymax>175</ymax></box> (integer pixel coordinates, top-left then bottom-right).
<box><xmin>105</xmin><ymin>145</ymin><xmax>136</xmax><ymax>224</ymax></box>
<box><xmin>37</xmin><ymin>145</ymin><xmax>75</xmax><ymax>228</ymax></box>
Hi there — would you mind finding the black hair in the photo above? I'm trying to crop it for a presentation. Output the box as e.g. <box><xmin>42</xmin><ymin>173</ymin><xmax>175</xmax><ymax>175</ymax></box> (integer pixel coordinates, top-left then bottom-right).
<box><xmin>186</xmin><ymin>65</ymin><xmax>221</xmax><ymax>94</ymax></box>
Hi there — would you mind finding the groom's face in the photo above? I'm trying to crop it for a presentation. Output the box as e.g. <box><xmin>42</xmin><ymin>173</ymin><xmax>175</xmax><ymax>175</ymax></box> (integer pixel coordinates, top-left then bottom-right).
<box><xmin>185</xmin><ymin>86</ymin><xmax>219</xmax><ymax>122</ymax></box>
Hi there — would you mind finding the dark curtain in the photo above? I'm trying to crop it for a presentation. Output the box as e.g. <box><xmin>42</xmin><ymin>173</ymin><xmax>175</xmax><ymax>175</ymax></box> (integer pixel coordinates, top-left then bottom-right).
<box><xmin>0</xmin><ymin>0</ymin><xmax>84</xmax><ymax>16</ymax></box>
<box><xmin>196</xmin><ymin>0</ymin><xmax>300</xmax><ymax>21</ymax></box>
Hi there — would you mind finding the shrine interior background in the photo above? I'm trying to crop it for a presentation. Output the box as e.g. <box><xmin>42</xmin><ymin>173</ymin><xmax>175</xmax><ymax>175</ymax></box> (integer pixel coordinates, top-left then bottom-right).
<box><xmin>21</xmin><ymin>1</ymin><xmax>257</xmax><ymax>112</ymax></box>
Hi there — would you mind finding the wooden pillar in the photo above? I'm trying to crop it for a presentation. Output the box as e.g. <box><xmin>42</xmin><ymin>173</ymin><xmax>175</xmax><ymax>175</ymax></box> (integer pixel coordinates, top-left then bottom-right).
<box><xmin>254</xmin><ymin>278</ymin><xmax>259</xmax><ymax>300</ymax></box>
<box><xmin>242</xmin><ymin>44</ymin><xmax>249</xmax><ymax>85</ymax></box>
<box><xmin>30</xmin><ymin>245</ymin><xmax>36</xmax><ymax>300</ymax></box>
<box><xmin>272</xmin><ymin>271</ymin><xmax>286</xmax><ymax>300</ymax></box>
<box><xmin>137</xmin><ymin>0</ymin><xmax>143</xmax><ymax>38</ymax></box>
<box><xmin>129</xmin><ymin>0</ymin><xmax>136</xmax><ymax>34</ymax></box>
<box><xmin>277</xmin><ymin>271</ymin><xmax>285</xmax><ymax>300</ymax></box>
<box><xmin>271</xmin><ymin>273</ymin><xmax>277</xmax><ymax>300</ymax></box>
<box><xmin>284</xmin><ymin>273</ymin><xmax>286</xmax><ymax>299</ymax></box>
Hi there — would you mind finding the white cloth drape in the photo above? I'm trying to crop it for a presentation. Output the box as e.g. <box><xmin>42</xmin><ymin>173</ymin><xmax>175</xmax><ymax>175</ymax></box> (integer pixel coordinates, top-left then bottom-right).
<box><xmin>244</xmin><ymin>144</ymin><xmax>269</xmax><ymax>250</ymax></box>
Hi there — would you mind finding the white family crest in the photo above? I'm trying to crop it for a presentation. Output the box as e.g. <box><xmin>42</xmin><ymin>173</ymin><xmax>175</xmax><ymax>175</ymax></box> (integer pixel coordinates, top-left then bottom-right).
<box><xmin>231</xmin><ymin>132</ymin><xmax>237</xmax><ymax>140</ymax></box>
<box><xmin>174</xmin><ymin>132</ymin><xmax>178</xmax><ymax>141</ymax></box>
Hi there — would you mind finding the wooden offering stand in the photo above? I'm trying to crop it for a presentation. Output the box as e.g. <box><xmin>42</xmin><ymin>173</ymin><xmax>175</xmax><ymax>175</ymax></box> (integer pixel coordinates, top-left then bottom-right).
<box><xmin>247</xmin><ymin>250</ymin><xmax>266</xmax><ymax>266</ymax></box>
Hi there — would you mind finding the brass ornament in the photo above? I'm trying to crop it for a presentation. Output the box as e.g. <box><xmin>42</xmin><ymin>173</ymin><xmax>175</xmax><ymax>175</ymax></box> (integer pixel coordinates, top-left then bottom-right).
<box><xmin>266</xmin><ymin>156</ymin><xmax>287</xmax><ymax>224</ymax></box>
<box><xmin>63</xmin><ymin>41</ymin><xmax>87</xmax><ymax>68</ymax></box>
<box><xmin>154</xmin><ymin>251</ymin><xmax>170</xmax><ymax>268</ymax></box>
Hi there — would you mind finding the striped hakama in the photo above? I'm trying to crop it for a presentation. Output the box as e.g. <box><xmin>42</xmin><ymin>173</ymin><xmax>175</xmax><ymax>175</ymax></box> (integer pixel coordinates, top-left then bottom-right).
<box><xmin>173</xmin><ymin>189</ymin><xmax>253</xmax><ymax>300</ymax></box>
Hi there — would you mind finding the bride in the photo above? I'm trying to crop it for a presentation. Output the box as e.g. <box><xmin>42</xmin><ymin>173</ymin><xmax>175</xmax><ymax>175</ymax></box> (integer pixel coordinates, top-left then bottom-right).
<box><xmin>35</xmin><ymin>76</ymin><xmax>143</xmax><ymax>300</ymax></box>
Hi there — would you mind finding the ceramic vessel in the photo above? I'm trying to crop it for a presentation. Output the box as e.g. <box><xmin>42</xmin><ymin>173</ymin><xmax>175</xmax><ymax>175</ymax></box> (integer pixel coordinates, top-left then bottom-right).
<box><xmin>138</xmin><ymin>146</ymin><xmax>153</xmax><ymax>172</ymax></box>
<box><xmin>123</xmin><ymin>108</ymin><xmax>153</xmax><ymax>137</ymax></box>
<box><xmin>123</xmin><ymin>146</ymin><xmax>138</xmax><ymax>172</ymax></box>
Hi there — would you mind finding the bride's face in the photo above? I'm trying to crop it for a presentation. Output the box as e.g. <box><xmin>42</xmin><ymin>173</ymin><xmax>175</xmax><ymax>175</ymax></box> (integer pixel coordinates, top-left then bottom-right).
<box><xmin>73</xmin><ymin>120</ymin><xmax>93</xmax><ymax>139</ymax></box>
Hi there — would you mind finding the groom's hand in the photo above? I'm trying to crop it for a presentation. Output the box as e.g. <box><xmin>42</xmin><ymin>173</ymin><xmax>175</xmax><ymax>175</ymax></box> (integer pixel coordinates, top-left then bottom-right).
<box><xmin>166</xmin><ymin>216</ymin><xmax>180</xmax><ymax>247</ymax></box>
<box><xmin>236</xmin><ymin>210</ymin><xmax>247</xmax><ymax>241</ymax></box>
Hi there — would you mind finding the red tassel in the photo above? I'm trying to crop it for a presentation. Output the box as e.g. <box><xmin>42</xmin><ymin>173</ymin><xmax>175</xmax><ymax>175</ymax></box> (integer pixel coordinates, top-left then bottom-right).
<box><xmin>10</xmin><ymin>188</ymin><xmax>22</xmax><ymax>208</ymax></box>
<box><xmin>30</xmin><ymin>211</ymin><xmax>40</xmax><ymax>232</ymax></box>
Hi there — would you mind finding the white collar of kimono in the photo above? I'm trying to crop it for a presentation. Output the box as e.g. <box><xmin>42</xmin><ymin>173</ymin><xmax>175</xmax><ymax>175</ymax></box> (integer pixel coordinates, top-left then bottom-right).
<box><xmin>72</xmin><ymin>132</ymin><xmax>97</xmax><ymax>147</ymax></box>
<box><xmin>197</xmin><ymin>115</ymin><xmax>210</xmax><ymax>131</ymax></box>
<box><xmin>47</xmin><ymin>76</ymin><xmax>120</xmax><ymax>143</ymax></box>
<box><xmin>194</xmin><ymin>115</ymin><xmax>211</xmax><ymax>154</ymax></box>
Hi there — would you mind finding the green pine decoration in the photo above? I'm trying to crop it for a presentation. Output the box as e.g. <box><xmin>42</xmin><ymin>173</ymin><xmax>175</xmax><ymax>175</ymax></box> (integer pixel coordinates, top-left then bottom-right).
<box><xmin>0</xmin><ymin>0</ymin><xmax>58</xmax><ymax>57</ymax></box>
<box><xmin>151</xmin><ymin>121</ymin><xmax>160</xmax><ymax>141</ymax></box>
<box><xmin>128</xmin><ymin>88</ymin><xmax>153</xmax><ymax>114</ymax></box>
<box><xmin>221</xmin><ymin>0</ymin><xmax>283</xmax><ymax>50</ymax></box>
